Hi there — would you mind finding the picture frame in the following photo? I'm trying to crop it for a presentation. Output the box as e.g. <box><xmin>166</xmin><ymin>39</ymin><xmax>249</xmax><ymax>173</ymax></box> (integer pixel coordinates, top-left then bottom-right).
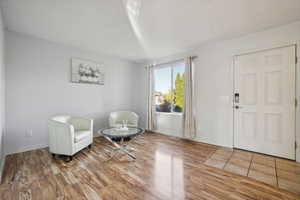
<box><xmin>71</xmin><ymin>58</ymin><xmax>104</xmax><ymax>85</ymax></box>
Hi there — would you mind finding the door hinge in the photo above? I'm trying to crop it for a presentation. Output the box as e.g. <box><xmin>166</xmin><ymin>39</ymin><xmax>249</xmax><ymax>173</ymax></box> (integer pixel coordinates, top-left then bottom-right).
<box><xmin>296</xmin><ymin>141</ymin><xmax>298</xmax><ymax>150</ymax></box>
<box><xmin>296</xmin><ymin>99</ymin><xmax>298</xmax><ymax>107</ymax></box>
<box><xmin>296</xmin><ymin>57</ymin><xmax>298</xmax><ymax>64</ymax></box>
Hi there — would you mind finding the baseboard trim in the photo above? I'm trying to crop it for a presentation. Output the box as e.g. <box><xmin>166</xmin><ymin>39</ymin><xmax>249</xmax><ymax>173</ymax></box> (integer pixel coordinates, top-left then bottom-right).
<box><xmin>193</xmin><ymin>137</ymin><xmax>233</xmax><ymax>149</ymax></box>
<box><xmin>6</xmin><ymin>135</ymin><xmax>101</xmax><ymax>155</ymax></box>
<box><xmin>0</xmin><ymin>156</ymin><xmax>5</xmax><ymax>184</ymax></box>
<box><xmin>150</xmin><ymin>130</ymin><xmax>233</xmax><ymax>149</ymax></box>
<box><xmin>5</xmin><ymin>132</ymin><xmax>232</xmax><ymax>155</ymax></box>
<box><xmin>6</xmin><ymin>143</ymin><xmax>48</xmax><ymax>155</ymax></box>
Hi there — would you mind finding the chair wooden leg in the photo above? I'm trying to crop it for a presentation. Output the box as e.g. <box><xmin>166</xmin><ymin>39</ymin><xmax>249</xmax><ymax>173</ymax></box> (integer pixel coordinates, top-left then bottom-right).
<box><xmin>68</xmin><ymin>156</ymin><xmax>73</xmax><ymax>162</ymax></box>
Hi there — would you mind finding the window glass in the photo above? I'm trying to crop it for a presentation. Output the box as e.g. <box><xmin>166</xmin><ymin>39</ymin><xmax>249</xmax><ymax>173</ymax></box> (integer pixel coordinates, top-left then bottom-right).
<box><xmin>172</xmin><ymin>62</ymin><xmax>185</xmax><ymax>112</ymax></box>
<box><xmin>154</xmin><ymin>61</ymin><xmax>185</xmax><ymax>113</ymax></box>
<box><xmin>154</xmin><ymin>66</ymin><xmax>172</xmax><ymax>112</ymax></box>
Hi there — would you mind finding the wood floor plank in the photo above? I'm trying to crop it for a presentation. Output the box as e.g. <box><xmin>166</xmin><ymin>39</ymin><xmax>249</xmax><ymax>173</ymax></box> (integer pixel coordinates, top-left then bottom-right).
<box><xmin>0</xmin><ymin>132</ymin><xmax>299</xmax><ymax>200</ymax></box>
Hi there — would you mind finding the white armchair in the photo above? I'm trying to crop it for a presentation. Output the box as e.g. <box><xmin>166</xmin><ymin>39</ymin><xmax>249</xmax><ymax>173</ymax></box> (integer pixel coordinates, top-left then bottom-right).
<box><xmin>48</xmin><ymin>115</ymin><xmax>93</xmax><ymax>160</ymax></box>
<box><xmin>109</xmin><ymin>111</ymin><xmax>139</xmax><ymax>128</ymax></box>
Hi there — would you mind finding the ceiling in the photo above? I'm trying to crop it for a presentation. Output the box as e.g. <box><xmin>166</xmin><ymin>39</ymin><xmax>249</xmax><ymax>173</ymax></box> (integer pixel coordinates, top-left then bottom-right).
<box><xmin>1</xmin><ymin>0</ymin><xmax>300</xmax><ymax>62</ymax></box>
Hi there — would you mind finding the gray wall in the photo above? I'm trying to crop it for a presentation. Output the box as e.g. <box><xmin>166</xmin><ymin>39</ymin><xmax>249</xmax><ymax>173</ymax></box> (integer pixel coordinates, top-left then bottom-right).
<box><xmin>134</xmin><ymin>21</ymin><xmax>300</xmax><ymax>162</ymax></box>
<box><xmin>0</xmin><ymin>7</ymin><xmax>5</xmax><ymax>177</ymax></box>
<box><xmin>131</xmin><ymin>65</ymin><xmax>147</xmax><ymax>129</ymax></box>
<box><xmin>193</xmin><ymin>21</ymin><xmax>300</xmax><ymax>162</ymax></box>
<box><xmin>5</xmin><ymin>31</ymin><xmax>138</xmax><ymax>154</ymax></box>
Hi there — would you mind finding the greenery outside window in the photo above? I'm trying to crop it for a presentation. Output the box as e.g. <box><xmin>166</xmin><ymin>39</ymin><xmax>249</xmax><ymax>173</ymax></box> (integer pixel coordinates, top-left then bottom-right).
<box><xmin>154</xmin><ymin>61</ymin><xmax>185</xmax><ymax>113</ymax></box>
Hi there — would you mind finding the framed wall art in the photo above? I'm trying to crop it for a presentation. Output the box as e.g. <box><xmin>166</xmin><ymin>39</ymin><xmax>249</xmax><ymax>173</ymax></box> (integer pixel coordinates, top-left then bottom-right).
<box><xmin>71</xmin><ymin>58</ymin><xmax>104</xmax><ymax>85</ymax></box>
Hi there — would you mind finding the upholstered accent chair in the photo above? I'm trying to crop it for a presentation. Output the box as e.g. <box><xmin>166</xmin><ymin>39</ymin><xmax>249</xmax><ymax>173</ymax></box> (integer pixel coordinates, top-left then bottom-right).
<box><xmin>48</xmin><ymin>115</ymin><xmax>93</xmax><ymax>160</ymax></box>
<box><xmin>109</xmin><ymin>111</ymin><xmax>139</xmax><ymax>128</ymax></box>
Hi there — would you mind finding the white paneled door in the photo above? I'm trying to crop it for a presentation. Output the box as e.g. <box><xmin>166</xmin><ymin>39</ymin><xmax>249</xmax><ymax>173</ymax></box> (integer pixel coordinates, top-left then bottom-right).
<box><xmin>234</xmin><ymin>46</ymin><xmax>296</xmax><ymax>160</ymax></box>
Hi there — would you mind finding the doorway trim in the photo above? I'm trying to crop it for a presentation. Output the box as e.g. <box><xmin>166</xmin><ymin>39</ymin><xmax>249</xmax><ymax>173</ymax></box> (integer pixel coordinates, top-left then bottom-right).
<box><xmin>232</xmin><ymin>44</ymin><xmax>298</xmax><ymax>161</ymax></box>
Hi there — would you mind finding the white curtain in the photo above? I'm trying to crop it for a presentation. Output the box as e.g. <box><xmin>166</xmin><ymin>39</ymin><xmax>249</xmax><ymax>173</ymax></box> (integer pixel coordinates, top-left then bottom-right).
<box><xmin>146</xmin><ymin>65</ymin><xmax>156</xmax><ymax>131</ymax></box>
<box><xmin>183</xmin><ymin>57</ymin><xmax>196</xmax><ymax>138</ymax></box>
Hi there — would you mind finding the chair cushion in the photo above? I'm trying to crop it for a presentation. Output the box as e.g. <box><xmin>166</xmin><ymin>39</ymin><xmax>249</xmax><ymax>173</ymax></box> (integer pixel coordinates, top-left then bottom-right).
<box><xmin>74</xmin><ymin>130</ymin><xmax>91</xmax><ymax>143</ymax></box>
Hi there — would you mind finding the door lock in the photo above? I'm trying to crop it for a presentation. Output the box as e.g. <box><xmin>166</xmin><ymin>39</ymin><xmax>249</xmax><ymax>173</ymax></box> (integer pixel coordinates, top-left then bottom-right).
<box><xmin>234</xmin><ymin>105</ymin><xmax>242</xmax><ymax>109</ymax></box>
<box><xmin>234</xmin><ymin>93</ymin><xmax>240</xmax><ymax>103</ymax></box>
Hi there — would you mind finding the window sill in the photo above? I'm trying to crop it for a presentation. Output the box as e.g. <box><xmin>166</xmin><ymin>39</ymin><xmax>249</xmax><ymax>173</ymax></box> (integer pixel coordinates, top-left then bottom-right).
<box><xmin>156</xmin><ymin>112</ymin><xmax>183</xmax><ymax>116</ymax></box>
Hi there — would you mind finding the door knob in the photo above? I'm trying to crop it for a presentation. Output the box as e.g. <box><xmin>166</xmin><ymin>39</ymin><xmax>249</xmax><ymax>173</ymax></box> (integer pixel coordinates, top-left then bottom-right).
<box><xmin>234</xmin><ymin>105</ymin><xmax>242</xmax><ymax>109</ymax></box>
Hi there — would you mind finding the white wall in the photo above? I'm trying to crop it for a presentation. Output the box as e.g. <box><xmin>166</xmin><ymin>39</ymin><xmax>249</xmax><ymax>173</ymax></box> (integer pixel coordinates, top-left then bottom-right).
<box><xmin>5</xmin><ymin>31</ymin><xmax>138</xmax><ymax>154</ymax></box>
<box><xmin>194</xmin><ymin>21</ymin><xmax>300</xmax><ymax>161</ymax></box>
<box><xmin>0</xmin><ymin>8</ymin><xmax>5</xmax><ymax>178</ymax></box>
<box><xmin>136</xmin><ymin>21</ymin><xmax>300</xmax><ymax>161</ymax></box>
<box><xmin>155</xmin><ymin>113</ymin><xmax>183</xmax><ymax>137</ymax></box>
<box><xmin>131</xmin><ymin>65</ymin><xmax>147</xmax><ymax>129</ymax></box>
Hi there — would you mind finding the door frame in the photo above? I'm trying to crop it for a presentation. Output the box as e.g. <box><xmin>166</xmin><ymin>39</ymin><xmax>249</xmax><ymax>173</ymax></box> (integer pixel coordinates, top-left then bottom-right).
<box><xmin>232</xmin><ymin>44</ymin><xmax>298</xmax><ymax>161</ymax></box>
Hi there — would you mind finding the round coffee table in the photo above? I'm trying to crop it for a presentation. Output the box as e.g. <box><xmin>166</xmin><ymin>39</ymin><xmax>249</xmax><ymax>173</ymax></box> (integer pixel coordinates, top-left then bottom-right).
<box><xmin>98</xmin><ymin>127</ymin><xmax>144</xmax><ymax>160</ymax></box>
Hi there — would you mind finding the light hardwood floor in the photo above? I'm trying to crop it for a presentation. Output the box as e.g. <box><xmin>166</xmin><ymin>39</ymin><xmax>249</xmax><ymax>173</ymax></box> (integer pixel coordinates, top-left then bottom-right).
<box><xmin>0</xmin><ymin>132</ymin><xmax>299</xmax><ymax>200</ymax></box>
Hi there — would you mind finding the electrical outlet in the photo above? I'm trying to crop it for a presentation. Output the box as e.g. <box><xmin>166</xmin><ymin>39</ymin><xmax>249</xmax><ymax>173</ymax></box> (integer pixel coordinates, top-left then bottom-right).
<box><xmin>26</xmin><ymin>130</ymin><xmax>33</xmax><ymax>138</ymax></box>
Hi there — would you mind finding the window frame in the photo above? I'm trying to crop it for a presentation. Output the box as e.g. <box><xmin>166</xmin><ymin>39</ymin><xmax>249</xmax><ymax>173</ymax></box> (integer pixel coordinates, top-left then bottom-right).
<box><xmin>153</xmin><ymin>60</ymin><xmax>185</xmax><ymax>114</ymax></box>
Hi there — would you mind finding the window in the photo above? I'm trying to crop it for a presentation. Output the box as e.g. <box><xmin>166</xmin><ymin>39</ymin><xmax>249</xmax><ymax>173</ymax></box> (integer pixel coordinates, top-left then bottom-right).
<box><xmin>154</xmin><ymin>61</ymin><xmax>185</xmax><ymax>113</ymax></box>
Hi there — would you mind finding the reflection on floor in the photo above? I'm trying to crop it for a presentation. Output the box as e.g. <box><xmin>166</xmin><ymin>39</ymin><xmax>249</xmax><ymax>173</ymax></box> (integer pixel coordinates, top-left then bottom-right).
<box><xmin>0</xmin><ymin>132</ymin><xmax>299</xmax><ymax>199</ymax></box>
<box><xmin>205</xmin><ymin>147</ymin><xmax>300</xmax><ymax>195</ymax></box>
